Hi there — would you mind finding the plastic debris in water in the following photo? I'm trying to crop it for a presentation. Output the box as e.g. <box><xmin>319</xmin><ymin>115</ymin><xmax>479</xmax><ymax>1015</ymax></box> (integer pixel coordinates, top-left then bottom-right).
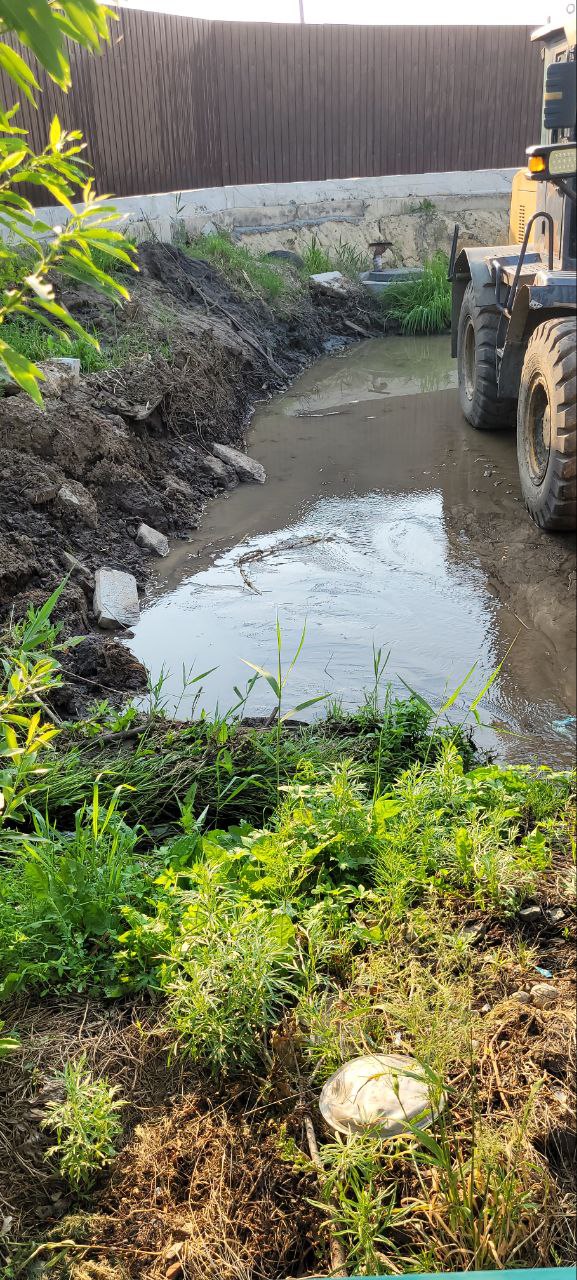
<box><xmin>552</xmin><ymin>716</ymin><xmax>577</xmax><ymax>738</ymax></box>
<box><xmin>319</xmin><ymin>1053</ymin><xmax>444</xmax><ymax>1137</ymax></box>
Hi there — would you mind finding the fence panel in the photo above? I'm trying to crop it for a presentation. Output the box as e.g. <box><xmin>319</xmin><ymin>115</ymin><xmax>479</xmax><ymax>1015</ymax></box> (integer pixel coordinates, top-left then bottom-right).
<box><xmin>0</xmin><ymin>13</ymin><xmax>542</xmax><ymax>198</ymax></box>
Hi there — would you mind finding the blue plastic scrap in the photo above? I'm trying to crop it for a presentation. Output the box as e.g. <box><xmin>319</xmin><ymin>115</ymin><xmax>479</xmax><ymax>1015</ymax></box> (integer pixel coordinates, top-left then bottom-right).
<box><xmin>336</xmin><ymin>1270</ymin><xmax>576</xmax><ymax>1280</ymax></box>
<box><xmin>552</xmin><ymin>716</ymin><xmax>577</xmax><ymax>738</ymax></box>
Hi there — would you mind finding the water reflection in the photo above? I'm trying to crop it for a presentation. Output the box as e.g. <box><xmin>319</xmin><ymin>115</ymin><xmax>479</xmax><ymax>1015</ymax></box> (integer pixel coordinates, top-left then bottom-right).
<box><xmin>127</xmin><ymin>336</ymin><xmax>575</xmax><ymax>764</ymax></box>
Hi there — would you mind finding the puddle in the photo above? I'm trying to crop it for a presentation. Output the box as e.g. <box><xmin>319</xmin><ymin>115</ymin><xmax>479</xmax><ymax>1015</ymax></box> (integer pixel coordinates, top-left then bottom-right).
<box><xmin>128</xmin><ymin>336</ymin><xmax>576</xmax><ymax>765</ymax></box>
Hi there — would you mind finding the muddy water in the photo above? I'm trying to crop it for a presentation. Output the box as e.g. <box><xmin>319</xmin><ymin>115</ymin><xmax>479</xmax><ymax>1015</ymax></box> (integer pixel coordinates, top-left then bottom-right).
<box><xmin>129</xmin><ymin>336</ymin><xmax>576</xmax><ymax>764</ymax></box>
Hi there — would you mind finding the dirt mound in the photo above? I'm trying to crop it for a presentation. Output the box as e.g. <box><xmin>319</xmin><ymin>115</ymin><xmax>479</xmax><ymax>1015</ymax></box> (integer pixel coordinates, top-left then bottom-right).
<box><xmin>0</xmin><ymin>244</ymin><xmax>380</xmax><ymax>701</ymax></box>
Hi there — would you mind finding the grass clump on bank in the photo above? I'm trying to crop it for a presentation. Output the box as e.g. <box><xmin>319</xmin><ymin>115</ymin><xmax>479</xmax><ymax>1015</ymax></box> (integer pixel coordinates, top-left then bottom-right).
<box><xmin>0</xmin><ymin>591</ymin><xmax>574</xmax><ymax>1277</ymax></box>
<box><xmin>185</xmin><ymin>231</ymin><xmax>296</xmax><ymax>302</ymax></box>
<box><xmin>0</xmin><ymin>316</ymin><xmax>169</xmax><ymax>375</ymax></box>
<box><xmin>0</xmin><ymin>239</ymin><xmax>149</xmax><ymax>377</ymax></box>
<box><xmin>381</xmin><ymin>251</ymin><xmax>452</xmax><ymax>334</ymax></box>
<box><xmin>300</xmin><ymin>234</ymin><xmax>370</xmax><ymax>279</ymax></box>
<box><xmin>186</xmin><ymin>230</ymin><xmax>371</xmax><ymax>305</ymax></box>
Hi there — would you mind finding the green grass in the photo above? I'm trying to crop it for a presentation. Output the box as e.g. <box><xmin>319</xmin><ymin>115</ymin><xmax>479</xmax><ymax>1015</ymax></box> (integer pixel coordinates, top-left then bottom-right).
<box><xmin>300</xmin><ymin>235</ymin><xmax>369</xmax><ymax>280</ymax></box>
<box><xmin>1</xmin><ymin>599</ymin><xmax>571</xmax><ymax>1014</ymax></box>
<box><xmin>1</xmin><ymin>238</ymin><xmax>143</xmax><ymax>378</ymax></box>
<box><xmin>187</xmin><ymin>231</ymin><xmax>370</xmax><ymax>300</ymax></box>
<box><xmin>334</xmin><ymin>238</ymin><xmax>371</xmax><ymax>278</ymax></box>
<box><xmin>0</xmin><ymin>315</ymin><xmax>167</xmax><ymax>373</ymax></box>
<box><xmin>301</xmin><ymin>234</ymin><xmax>334</xmax><ymax>275</ymax></box>
<box><xmin>381</xmin><ymin>251</ymin><xmax>451</xmax><ymax>334</ymax></box>
<box><xmin>186</xmin><ymin>231</ymin><xmax>296</xmax><ymax>302</ymax></box>
<box><xmin>0</xmin><ymin>318</ymin><xmax>110</xmax><ymax>372</ymax></box>
<box><xmin>0</xmin><ymin>591</ymin><xmax>574</xmax><ymax>1273</ymax></box>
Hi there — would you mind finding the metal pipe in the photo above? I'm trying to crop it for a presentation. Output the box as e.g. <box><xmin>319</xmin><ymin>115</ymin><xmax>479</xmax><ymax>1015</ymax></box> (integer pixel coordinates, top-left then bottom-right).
<box><xmin>505</xmin><ymin>210</ymin><xmax>554</xmax><ymax>314</ymax></box>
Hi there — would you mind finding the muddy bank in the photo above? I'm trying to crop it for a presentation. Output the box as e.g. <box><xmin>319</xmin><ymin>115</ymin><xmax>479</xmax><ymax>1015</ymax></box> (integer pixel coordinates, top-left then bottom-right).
<box><xmin>0</xmin><ymin>242</ymin><xmax>381</xmax><ymax>706</ymax></box>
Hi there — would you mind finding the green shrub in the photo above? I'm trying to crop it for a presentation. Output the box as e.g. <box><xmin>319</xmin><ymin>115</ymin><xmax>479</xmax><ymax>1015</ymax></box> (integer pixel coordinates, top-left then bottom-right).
<box><xmin>164</xmin><ymin>876</ymin><xmax>298</xmax><ymax>1074</ymax></box>
<box><xmin>41</xmin><ymin>1055</ymin><xmax>125</xmax><ymax>1189</ymax></box>
<box><xmin>381</xmin><ymin>252</ymin><xmax>451</xmax><ymax>334</ymax></box>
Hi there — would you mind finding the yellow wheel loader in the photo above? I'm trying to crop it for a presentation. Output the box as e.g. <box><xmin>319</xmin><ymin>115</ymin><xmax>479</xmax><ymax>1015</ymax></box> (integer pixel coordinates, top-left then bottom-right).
<box><xmin>449</xmin><ymin>12</ymin><xmax>576</xmax><ymax>532</ymax></box>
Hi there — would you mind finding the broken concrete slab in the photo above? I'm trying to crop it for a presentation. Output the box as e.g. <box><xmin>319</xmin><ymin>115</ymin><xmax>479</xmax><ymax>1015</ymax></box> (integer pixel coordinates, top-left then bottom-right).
<box><xmin>309</xmin><ymin>270</ymin><xmax>351</xmax><ymax>295</ymax></box>
<box><xmin>212</xmin><ymin>443</ymin><xmax>266</xmax><ymax>484</ymax></box>
<box><xmin>136</xmin><ymin>522</ymin><xmax>169</xmax><ymax>557</ymax></box>
<box><xmin>57</xmin><ymin>480</ymin><xmax>98</xmax><ymax>528</ymax></box>
<box><xmin>40</xmin><ymin>357</ymin><xmax>81</xmax><ymax>396</ymax></box>
<box><xmin>310</xmin><ymin>270</ymin><xmax>344</xmax><ymax>285</ymax></box>
<box><xmin>198</xmin><ymin>452</ymin><xmax>238</xmax><ymax>488</ymax></box>
<box><xmin>94</xmin><ymin>568</ymin><xmax>140</xmax><ymax>629</ymax></box>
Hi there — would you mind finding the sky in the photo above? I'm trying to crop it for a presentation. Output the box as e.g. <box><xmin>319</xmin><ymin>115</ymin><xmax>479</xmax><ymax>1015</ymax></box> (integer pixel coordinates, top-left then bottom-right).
<box><xmin>119</xmin><ymin>0</ymin><xmax>550</xmax><ymax>24</ymax></box>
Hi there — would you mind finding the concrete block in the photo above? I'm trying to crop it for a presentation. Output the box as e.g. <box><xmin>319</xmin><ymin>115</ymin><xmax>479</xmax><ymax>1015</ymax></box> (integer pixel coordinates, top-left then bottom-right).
<box><xmin>40</xmin><ymin>358</ymin><xmax>81</xmax><ymax>396</ymax></box>
<box><xmin>198</xmin><ymin>452</ymin><xmax>238</xmax><ymax>488</ymax></box>
<box><xmin>310</xmin><ymin>271</ymin><xmax>352</xmax><ymax>295</ymax></box>
<box><xmin>136</xmin><ymin>522</ymin><xmax>169</xmax><ymax>557</ymax></box>
<box><xmin>310</xmin><ymin>270</ymin><xmax>344</xmax><ymax>285</ymax></box>
<box><xmin>94</xmin><ymin>568</ymin><xmax>140</xmax><ymax>629</ymax></box>
<box><xmin>212</xmin><ymin>443</ymin><xmax>266</xmax><ymax>484</ymax></box>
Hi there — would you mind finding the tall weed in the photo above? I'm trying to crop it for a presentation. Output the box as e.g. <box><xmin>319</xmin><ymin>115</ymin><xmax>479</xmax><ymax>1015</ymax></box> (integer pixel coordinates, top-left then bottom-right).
<box><xmin>373</xmin><ymin>744</ymin><xmax>569</xmax><ymax>912</ymax></box>
<box><xmin>381</xmin><ymin>252</ymin><xmax>451</xmax><ymax>334</ymax></box>
<box><xmin>301</xmin><ymin>235</ymin><xmax>333</xmax><ymax>275</ymax></box>
<box><xmin>0</xmin><ymin>582</ymin><xmax>69</xmax><ymax>833</ymax></box>
<box><xmin>41</xmin><ymin>1056</ymin><xmax>125</xmax><ymax>1189</ymax></box>
<box><xmin>164</xmin><ymin>874</ymin><xmax>299</xmax><ymax>1074</ymax></box>
<box><xmin>0</xmin><ymin>786</ymin><xmax>152</xmax><ymax>994</ymax></box>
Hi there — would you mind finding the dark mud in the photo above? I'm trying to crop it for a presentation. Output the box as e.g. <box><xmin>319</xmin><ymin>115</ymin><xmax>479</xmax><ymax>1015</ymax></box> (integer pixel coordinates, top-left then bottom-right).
<box><xmin>0</xmin><ymin>243</ymin><xmax>380</xmax><ymax>709</ymax></box>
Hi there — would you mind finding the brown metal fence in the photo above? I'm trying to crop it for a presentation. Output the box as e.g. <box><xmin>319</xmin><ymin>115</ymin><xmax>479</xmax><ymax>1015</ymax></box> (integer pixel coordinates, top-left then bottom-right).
<box><xmin>1</xmin><ymin>13</ymin><xmax>542</xmax><ymax>198</ymax></box>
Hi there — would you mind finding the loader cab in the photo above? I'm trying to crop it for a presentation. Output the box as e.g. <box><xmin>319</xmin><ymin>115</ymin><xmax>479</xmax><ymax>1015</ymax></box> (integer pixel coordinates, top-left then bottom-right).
<box><xmin>531</xmin><ymin>20</ymin><xmax>576</xmax><ymax>269</ymax></box>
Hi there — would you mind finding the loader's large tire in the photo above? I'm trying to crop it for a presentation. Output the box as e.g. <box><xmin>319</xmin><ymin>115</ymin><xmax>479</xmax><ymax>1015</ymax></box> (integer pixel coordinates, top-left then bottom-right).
<box><xmin>457</xmin><ymin>282</ymin><xmax>515</xmax><ymax>429</ymax></box>
<box><xmin>517</xmin><ymin>318</ymin><xmax>576</xmax><ymax>532</ymax></box>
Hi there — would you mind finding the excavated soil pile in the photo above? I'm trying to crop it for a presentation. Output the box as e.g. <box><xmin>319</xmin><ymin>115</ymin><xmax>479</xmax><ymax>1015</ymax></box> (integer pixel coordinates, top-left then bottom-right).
<box><xmin>0</xmin><ymin>243</ymin><xmax>380</xmax><ymax>703</ymax></box>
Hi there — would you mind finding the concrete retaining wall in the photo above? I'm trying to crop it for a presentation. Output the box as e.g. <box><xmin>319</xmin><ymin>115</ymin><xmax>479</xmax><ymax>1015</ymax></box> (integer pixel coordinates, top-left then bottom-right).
<box><xmin>24</xmin><ymin>168</ymin><xmax>516</xmax><ymax>267</ymax></box>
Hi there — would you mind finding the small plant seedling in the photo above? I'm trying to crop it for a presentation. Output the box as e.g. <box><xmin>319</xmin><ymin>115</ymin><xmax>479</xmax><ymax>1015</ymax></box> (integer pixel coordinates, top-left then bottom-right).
<box><xmin>409</xmin><ymin>197</ymin><xmax>437</xmax><ymax>214</ymax></box>
<box><xmin>0</xmin><ymin>1021</ymin><xmax>19</xmax><ymax>1057</ymax></box>
<box><xmin>242</xmin><ymin>617</ymin><xmax>327</xmax><ymax>793</ymax></box>
<box><xmin>41</xmin><ymin>1056</ymin><xmax>125</xmax><ymax>1189</ymax></box>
